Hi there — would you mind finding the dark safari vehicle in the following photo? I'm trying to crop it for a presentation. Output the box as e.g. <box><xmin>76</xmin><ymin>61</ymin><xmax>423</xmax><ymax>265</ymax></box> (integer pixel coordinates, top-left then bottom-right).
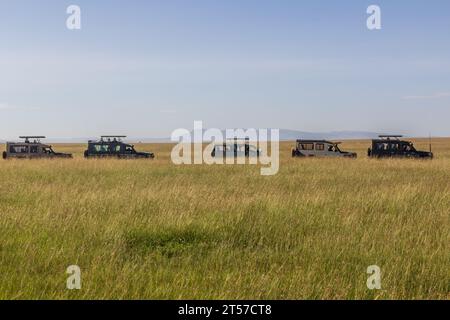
<box><xmin>2</xmin><ymin>136</ymin><xmax>72</xmax><ymax>159</ymax></box>
<box><xmin>292</xmin><ymin>140</ymin><xmax>357</xmax><ymax>158</ymax></box>
<box><xmin>84</xmin><ymin>136</ymin><xmax>155</xmax><ymax>159</ymax></box>
<box><xmin>368</xmin><ymin>135</ymin><xmax>433</xmax><ymax>159</ymax></box>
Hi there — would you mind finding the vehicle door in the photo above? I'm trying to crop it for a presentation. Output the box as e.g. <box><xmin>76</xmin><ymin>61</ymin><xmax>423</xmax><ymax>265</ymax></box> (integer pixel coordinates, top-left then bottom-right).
<box><xmin>29</xmin><ymin>144</ymin><xmax>41</xmax><ymax>158</ymax></box>
<box><xmin>316</xmin><ymin>143</ymin><xmax>327</xmax><ymax>157</ymax></box>
<box><xmin>111</xmin><ymin>143</ymin><xmax>122</xmax><ymax>157</ymax></box>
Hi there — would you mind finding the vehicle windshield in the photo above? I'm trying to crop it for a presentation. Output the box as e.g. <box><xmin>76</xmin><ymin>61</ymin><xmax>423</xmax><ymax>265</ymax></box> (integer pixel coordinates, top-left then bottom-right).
<box><xmin>328</xmin><ymin>144</ymin><xmax>341</xmax><ymax>152</ymax></box>
<box><xmin>406</xmin><ymin>143</ymin><xmax>416</xmax><ymax>152</ymax></box>
<box><xmin>125</xmin><ymin>145</ymin><xmax>135</xmax><ymax>153</ymax></box>
<box><xmin>43</xmin><ymin>147</ymin><xmax>54</xmax><ymax>154</ymax></box>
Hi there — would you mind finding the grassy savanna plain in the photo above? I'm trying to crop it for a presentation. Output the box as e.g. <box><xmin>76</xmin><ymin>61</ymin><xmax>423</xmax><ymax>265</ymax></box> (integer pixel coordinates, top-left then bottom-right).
<box><xmin>0</xmin><ymin>139</ymin><xmax>449</xmax><ymax>300</ymax></box>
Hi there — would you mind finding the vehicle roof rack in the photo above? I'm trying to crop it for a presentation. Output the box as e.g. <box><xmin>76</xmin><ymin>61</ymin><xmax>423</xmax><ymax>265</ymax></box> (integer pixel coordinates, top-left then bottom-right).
<box><xmin>379</xmin><ymin>135</ymin><xmax>403</xmax><ymax>138</ymax></box>
<box><xmin>378</xmin><ymin>135</ymin><xmax>403</xmax><ymax>140</ymax></box>
<box><xmin>101</xmin><ymin>135</ymin><xmax>127</xmax><ymax>138</ymax></box>
<box><xmin>227</xmin><ymin>137</ymin><xmax>250</xmax><ymax>144</ymax></box>
<box><xmin>100</xmin><ymin>135</ymin><xmax>126</xmax><ymax>141</ymax></box>
<box><xmin>227</xmin><ymin>137</ymin><xmax>250</xmax><ymax>140</ymax></box>
<box><xmin>19</xmin><ymin>136</ymin><xmax>46</xmax><ymax>139</ymax></box>
<box><xmin>19</xmin><ymin>136</ymin><xmax>46</xmax><ymax>143</ymax></box>
<box><xmin>296</xmin><ymin>139</ymin><xmax>340</xmax><ymax>144</ymax></box>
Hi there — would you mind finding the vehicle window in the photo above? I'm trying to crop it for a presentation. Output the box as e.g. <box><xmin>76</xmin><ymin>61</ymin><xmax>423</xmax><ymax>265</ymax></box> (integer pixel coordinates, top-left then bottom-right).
<box><xmin>30</xmin><ymin>146</ymin><xmax>38</xmax><ymax>153</ymax></box>
<box><xmin>115</xmin><ymin>145</ymin><xmax>121</xmax><ymax>153</ymax></box>
<box><xmin>94</xmin><ymin>144</ymin><xmax>110</xmax><ymax>153</ymax></box>
<box><xmin>390</xmin><ymin>143</ymin><xmax>399</xmax><ymax>150</ymax></box>
<box><xmin>399</xmin><ymin>143</ymin><xmax>410</xmax><ymax>151</ymax></box>
<box><xmin>300</xmin><ymin>143</ymin><xmax>314</xmax><ymax>150</ymax></box>
<box><xmin>10</xmin><ymin>145</ymin><xmax>29</xmax><ymax>153</ymax></box>
<box><xmin>316</xmin><ymin>143</ymin><xmax>324</xmax><ymax>151</ymax></box>
<box><xmin>376</xmin><ymin>143</ymin><xmax>388</xmax><ymax>151</ymax></box>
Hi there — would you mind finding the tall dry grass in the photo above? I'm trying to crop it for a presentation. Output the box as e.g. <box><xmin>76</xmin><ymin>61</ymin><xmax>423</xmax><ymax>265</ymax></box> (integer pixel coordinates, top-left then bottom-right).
<box><xmin>0</xmin><ymin>139</ymin><xmax>448</xmax><ymax>299</ymax></box>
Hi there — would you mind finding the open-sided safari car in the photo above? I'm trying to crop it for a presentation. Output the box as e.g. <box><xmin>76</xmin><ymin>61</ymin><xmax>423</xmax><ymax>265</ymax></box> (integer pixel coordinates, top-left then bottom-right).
<box><xmin>84</xmin><ymin>136</ymin><xmax>154</xmax><ymax>159</ymax></box>
<box><xmin>368</xmin><ymin>135</ymin><xmax>433</xmax><ymax>159</ymax></box>
<box><xmin>211</xmin><ymin>138</ymin><xmax>261</xmax><ymax>158</ymax></box>
<box><xmin>292</xmin><ymin>140</ymin><xmax>357</xmax><ymax>158</ymax></box>
<box><xmin>2</xmin><ymin>136</ymin><xmax>72</xmax><ymax>159</ymax></box>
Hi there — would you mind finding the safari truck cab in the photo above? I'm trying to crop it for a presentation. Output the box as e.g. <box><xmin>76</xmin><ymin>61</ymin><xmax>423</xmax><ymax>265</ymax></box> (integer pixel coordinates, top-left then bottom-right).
<box><xmin>211</xmin><ymin>138</ymin><xmax>261</xmax><ymax>159</ymax></box>
<box><xmin>292</xmin><ymin>140</ymin><xmax>357</xmax><ymax>158</ymax></box>
<box><xmin>368</xmin><ymin>135</ymin><xmax>433</xmax><ymax>159</ymax></box>
<box><xmin>2</xmin><ymin>136</ymin><xmax>72</xmax><ymax>159</ymax></box>
<box><xmin>84</xmin><ymin>136</ymin><xmax>155</xmax><ymax>159</ymax></box>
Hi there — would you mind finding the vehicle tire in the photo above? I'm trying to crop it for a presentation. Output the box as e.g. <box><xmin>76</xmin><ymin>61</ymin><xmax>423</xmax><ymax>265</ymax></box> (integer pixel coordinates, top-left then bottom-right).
<box><xmin>2</xmin><ymin>151</ymin><xmax>7</xmax><ymax>159</ymax></box>
<box><xmin>83</xmin><ymin>150</ymin><xmax>89</xmax><ymax>158</ymax></box>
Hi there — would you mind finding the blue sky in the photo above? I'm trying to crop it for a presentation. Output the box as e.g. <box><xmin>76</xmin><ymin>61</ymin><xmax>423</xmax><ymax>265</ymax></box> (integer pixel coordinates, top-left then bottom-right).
<box><xmin>1</xmin><ymin>0</ymin><xmax>450</xmax><ymax>139</ymax></box>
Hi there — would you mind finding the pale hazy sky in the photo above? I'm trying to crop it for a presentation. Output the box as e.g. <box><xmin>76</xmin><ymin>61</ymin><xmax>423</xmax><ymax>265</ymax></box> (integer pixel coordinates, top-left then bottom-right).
<box><xmin>1</xmin><ymin>0</ymin><xmax>450</xmax><ymax>139</ymax></box>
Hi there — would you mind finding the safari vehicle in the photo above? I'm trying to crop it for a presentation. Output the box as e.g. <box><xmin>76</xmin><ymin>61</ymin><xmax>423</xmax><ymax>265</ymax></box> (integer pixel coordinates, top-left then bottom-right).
<box><xmin>292</xmin><ymin>140</ymin><xmax>357</xmax><ymax>158</ymax></box>
<box><xmin>211</xmin><ymin>138</ymin><xmax>261</xmax><ymax>158</ymax></box>
<box><xmin>368</xmin><ymin>135</ymin><xmax>433</xmax><ymax>159</ymax></box>
<box><xmin>84</xmin><ymin>136</ymin><xmax>154</xmax><ymax>159</ymax></box>
<box><xmin>2</xmin><ymin>136</ymin><xmax>72</xmax><ymax>159</ymax></box>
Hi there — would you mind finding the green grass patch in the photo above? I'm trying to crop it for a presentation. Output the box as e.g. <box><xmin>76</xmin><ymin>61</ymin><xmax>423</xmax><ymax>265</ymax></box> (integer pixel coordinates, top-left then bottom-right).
<box><xmin>124</xmin><ymin>226</ymin><xmax>218</xmax><ymax>258</ymax></box>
